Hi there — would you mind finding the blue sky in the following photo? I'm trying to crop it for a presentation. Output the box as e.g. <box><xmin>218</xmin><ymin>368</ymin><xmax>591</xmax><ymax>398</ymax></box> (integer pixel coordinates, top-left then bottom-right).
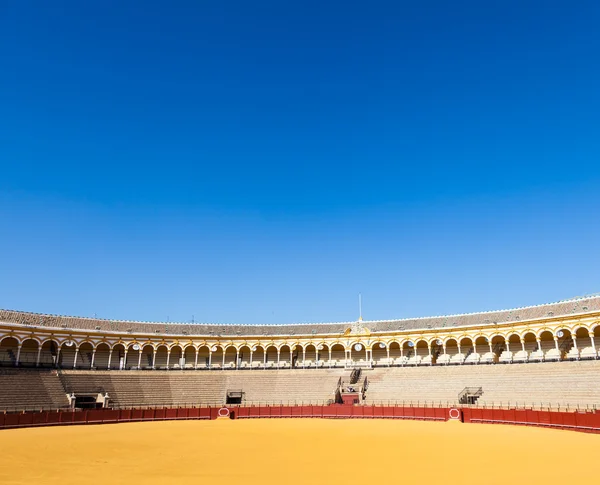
<box><xmin>1</xmin><ymin>1</ymin><xmax>599</xmax><ymax>324</ymax></box>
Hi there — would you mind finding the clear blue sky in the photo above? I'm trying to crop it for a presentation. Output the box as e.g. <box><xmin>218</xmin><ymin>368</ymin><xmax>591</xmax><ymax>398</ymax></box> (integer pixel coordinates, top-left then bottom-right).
<box><xmin>1</xmin><ymin>1</ymin><xmax>599</xmax><ymax>324</ymax></box>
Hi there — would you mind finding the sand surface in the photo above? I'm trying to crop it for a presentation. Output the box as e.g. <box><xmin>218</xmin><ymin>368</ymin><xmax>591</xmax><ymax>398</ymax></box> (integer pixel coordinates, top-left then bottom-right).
<box><xmin>0</xmin><ymin>419</ymin><xmax>597</xmax><ymax>485</ymax></box>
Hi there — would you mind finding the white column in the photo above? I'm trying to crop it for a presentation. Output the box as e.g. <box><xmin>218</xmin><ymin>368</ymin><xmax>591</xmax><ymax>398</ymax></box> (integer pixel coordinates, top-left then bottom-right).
<box><xmin>572</xmin><ymin>335</ymin><xmax>578</xmax><ymax>351</ymax></box>
<box><xmin>166</xmin><ymin>350</ymin><xmax>171</xmax><ymax>370</ymax></box>
<box><xmin>488</xmin><ymin>341</ymin><xmax>493</xmax><ymax>354</ymax></box>
<box><xmin>222</xmin><ymin>350</ymin><xmax>225</xmax><ymax>369</ymax></box>
<box><xmin>208</xmin><ymin>350</ymin><xmax>212</xmax><ymax>369</ymax></box>
<box><xmin>457</xmin><ymin>343</ymin><xmax>462</xmax><ymax>356</ymax></box>
<box><xmin>195</xmin><ymin>348</ymin><xmax>199</xmax><ymax>369</ymax></box>
<box><xmin>236</xmin><ymin>349</ymin><xmax>239</xmax><ymax>369</ymax></box>
<box><xmin>290</xmin><ymin>349</ymin><xmax>294</xmax><ymax>368</ymax></box>
<box><xmin>137</xmin><ymin>350</ymin><xmax>142</xmax><ymax>369</ymax></box>
<box><xmin>263</xmin><ymin>350</ymin><xmax>267</xmax><ymax>369</ymax></box>
<box><xmin>348</xmin><ymin>348</ymin><xmax>352</xmax><ymax>367</ymax></box>
<box><xmin>72</xmin><ymin>347</ymin><xmax>79</xmax><ymax>369</ymax></box>
<box><xmin>107</xmin><ymin>349</ymin><xmax>113</xmax><ymax>369</ymax></box>
<box><xmin>123</xmin><ymin>350</ymin><xmax>128</xmax><ymax>370</ymax></box>
<box><xmin>277</xmin><ymin>350</ymin><xmax>280</xmax><ymax>368</ymax></box>
<box><xmin>55</xmin><ymin>346</ymin><xmax>62</xmax><ymax>368</ymax></box>
<box><xmin>386</xmin><ymin>347</ymin><xmax>390</xmax><ymax>366</ymax></box>
<box><xmin>250</xmin><ymin>351</ymin><xmax>253</xmax><ymax>368</ymax></box>
<box><xmin>473</xmin><ymin>341</ymin><xmax>477</xmax><ymax>355</ymax></box>
<box><xmin>521</xmin><ymin>340</ymin><xmax>526</xmax><ymax>352</ymax></box>
<box><xmin>152</xmin><ymin>350</ymin><xmax>157</xmax><ymax>370</ymax></box>
<box><xmin>91</xmin><ymin>350</ymin><xmax>96</xmax><ymax>369</ymax></box>
<box><xmin>302</xmin><ymin>349</ymin><xmax>306</xmax><ymax>368</ymax></box>
<box><xmin>590</xmin><ymin>334</ymin><xmax>597</xmax><ymax>358</ymax></box>
<box><xmin>505</xmin><ymin>341</ymin><xmax>510</xmax><ymax>352</ymax></box>
<box><xmin>554</xmin><ymin>337</ymin><xmax>559</xmax><ymax>351</ymax></box>
<box><xmin>15</xmin><ymin>343</ymin><xmax>22</xmax><ymax>367</ymax></box>
<box><xmin>36</xmin><ymin>346</ymin><xmax>42</xmax><ymax>367</ymax></box>
<box><xmin>328</xmin><ymin>348</ymin><xmax>332</xmax><ymax>368</ymax></box>
<box><xmin>428</xmin><ymin>343</ymin><xmax>432</xmax><ymax>357</ymax></box>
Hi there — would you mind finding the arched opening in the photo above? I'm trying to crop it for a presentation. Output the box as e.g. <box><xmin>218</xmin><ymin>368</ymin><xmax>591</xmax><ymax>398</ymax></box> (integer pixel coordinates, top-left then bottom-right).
<box><xmin>371</xmin><ymin>342</ymin><xmax>387</xmax><ymax>367</ymax></box>
<box><xmin>237</xmin><ymin>345</ymin><xmax>251</xmax><ymax>368</ymax></box>
<box><xmin>521</xmin><ymin>332</ymin><xmax>537</xmax><ymax>358</ymax></box>
<box><xmin>197</xmin><ymin>345</ymin><xmax>210</xmax><ymax>369</ymax></box>
<box><xmin>555</xmin><ymin>328</ymin><xmax>573</xmax><ymax>360</ymax></box>
<box><xmin>291</xmin><ymin>344</ymin><xmax>303</xmax><ymax>368</ymax></box>
<box><xmin>349</xmin><ymin>342</ymin><xmax>366</xmax><ymax>367</ymax></box>
<box><xmin>170</xmin><ymin>345</ymin><xmax>184</xmax><ymax>369</ymax></box>
<box><xmin>304</xmin><ymin>344</ymin><xmax>317</xmax><ymax>368</ymax></box>
<box><xmin>490</xmin><ymin>335</ymin><xmax>505</xmax><ymax>362</ymax></box>
<box><xmin>317</xmin><ymin>344</ymin><xmax>329</xmax><ymax>368</ymax></box>
<box><xmin>402</xmin><ymin>341</ymin><xmax>414</xmax><ymax>363</ymax></box>
<box><xmin>0</xmin><ymin>337</ymin><xmax>20</xmax><ymax>366</ymax></box>
<box><xmin>415</xmin><ymin>340</ymin><xmax>429</xmax><ymax>364</ymax></box>
<box><xmin>279</xmin><ymin>345</ymin><xmax>292</xmax><ymax>368</ymax></box>
<box><xmin>76</xmin><ymin>342</ymin><xmax>94</xmax><ymax>369</ymax></box>
<box><xmin>538</xmin><ymin>330</ymin><xmax>555</xmax><ymax>359</ymax></box>
<box><xmin>39</xmin><ymin>340</ymin><xmax>60</xmax><ymax>368</ymax></box>
<box><xmin>223</xmin><ymin>346</ymin><xmax>236</xmax><ymax>369</ymax></box>
<box><xmin>60</xmin><ymin>341</ymin><xmax>77</xmax><ymax>368</ymax></box>
<box><xmin>443</xmin><ymin>338</ymin><xmax>459</xmax><ymax>365</ymax></box>
<box><xmin>211</xmin><ymin>346</ymin><xmax>224</xmax><ymax>369</ymax></box>
<box><xmin>125</xmin><ymin>344</ymin><xmax>140</xmax><ymax>370</ymax></box>
<box><xmin>500</xmin><ymin>334</ymin><xmax>519</xmax><ymax>363</ymax></box>
<box><xmin>19</xmin><ymin>339</ymin><xmax>39</xmax><ymax>367</ymax></box>
<box><xmin>152</xmin><ymin>345</ymin><xmax>168</xmax><ymax>370</ymax></box>
<box><xmin>265</xmin><ymin>345</ymin><xmax>278</xmax><ymax>368</ymax></box>
<box><xmin>388</xmin><ymin>341</ymin><xmax>401</xmax><ymax>365</ymax></box>
<box><xmin>94</xmin><ymin>343</ymin><xmax>111</xmax><ymax>369</ymax></box>
<box><xmin>330</xmin><ymin>344</ymin><xmax>345</xmax><ymax>368</ymax></box>
<box><xmin>140</xmin><ymin>344</ymin><xmax>154</xmax><ymax>369</ymax></box>
<box><xmin>183</xmin><ymin>346</ymin><xmax>196</xmax><ymax>369</ymax></box>
<box><xmin>473</xmin><ymin>336</ymin><xmax>488</xmax><ymax>361</ymax></box>
<box><xmin>460</xmin><ymin>337</ymin><xmax>475</xmax><ymax>364</ymax></box>
<box><xmin>252</xmin><ymin>346</ymin><xmax>265</xmax><ymax>369</ymax></box>
<box><xmin>576</xmin><ymin>327</ymin><xmax>595</xmax><ymax>359</ymax></box>
<box><xmin>111</xmin><ymin>344</ymin><xmax>126</xmax><ymax>370</ymax></box>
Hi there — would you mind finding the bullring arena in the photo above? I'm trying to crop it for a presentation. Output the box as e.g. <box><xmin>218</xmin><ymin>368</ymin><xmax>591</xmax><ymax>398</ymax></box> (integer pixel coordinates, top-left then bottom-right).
<box><xmin>2</xmin><ymin>294</ymin><xmax>600</xmax><ymax>484</ymax></box>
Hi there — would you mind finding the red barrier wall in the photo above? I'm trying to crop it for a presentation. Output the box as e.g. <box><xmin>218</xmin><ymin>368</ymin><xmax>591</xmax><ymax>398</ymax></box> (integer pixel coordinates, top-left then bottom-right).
<box><xmin>1</xmin><ymin>405</ymin><xmax>598</xmax><ymax>433</ymax></box>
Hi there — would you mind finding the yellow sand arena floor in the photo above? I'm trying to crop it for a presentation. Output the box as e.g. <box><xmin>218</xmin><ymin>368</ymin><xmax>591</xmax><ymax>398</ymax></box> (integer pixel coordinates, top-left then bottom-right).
<box><xmin>0</xmin><ymin>419</ymin><xmax>598</xmax><ymax>485</ymax></box>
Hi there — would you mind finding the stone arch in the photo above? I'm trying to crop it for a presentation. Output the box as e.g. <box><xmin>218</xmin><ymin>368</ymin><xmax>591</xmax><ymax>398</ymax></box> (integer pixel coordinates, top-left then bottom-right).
<box><xmin>402</xmin><ymin>340</ymin><xmax>415</xmax><ymax>360</ymax></box>
<box><xmin>414</xmin><ymin>339</ymin><xmax>429</xmax><ymax>362</ymax></box>
<box><xmin>94</xmin><ymin>342</ymin><xmax>111</xmax><ymax>369</ymax></box>
<box><xmin>39</xmin><ymin>339</ymin><xmax>60</xmax><ymax>368</ymax></box>
<box><xmin>196</xmin><ymin>345</ymin><xmax>210</xmax><ymax>369</ymax></box>
<box><xmin>170</xmin><ymin>344</ymin><xmax>184</xmax><ymax>369</ymax></box>
<box><xmin>183</xmin><ymin>345</ymin><xmax>196</xmax><ymax>369</ymax></box>
<box><xmin>125</xmin><ymin>342</ymin><xmax>141</xmax><ymax>370</ymax></box>
<box><xmin>19</xmin><ymin>338</ymin><xmax>40</xmax><ymax>367</ymax></box>
<box><xmin>538</xmin><ymin>330</ymin><xmax>555</xmax><ymax>357</ymax></box>
<box><xmin>237</xmin><ymin>345</ymin><xmax>252</xmax><ymax>368</ymax></box>
<box><xmin>111</xmin><ymin>343</ymin><xmax>127</xmax><ymax>370</ymax></box>
<box><xmin>388</xmin><ymin>341</ymin><xmax>401</xmax><ymax>364</ymax></box>
<box><xmin>371</xmin><ymin>341</ymin><xmax>387</xmax><ymax>366</ymax></box>
<box><xmin>329</xmin><ymin>343</ymin><xmax>345</xmax><ymax>368</ymax></box>
<box><xmin>278</xmin><ymin>344</ymin><xmax>292</xmax><ymax>368</ymax></box>
<box><xmin>76</xmin><ymin>341</ymin><xmax>95</xmax><ymax>369</ymax></box>
<box><xmin>303</xmin><ymin>343</ymin><xmax>317</xmax><ymax>368</ymax></box>
<box><xmin>224</xmin><ymin>345</ymin><xmax>237</xmax><ymax>369</ymax></box>
<box><xmin>265</xmin><ymin>344</ymin><xmax>278</xmax><ymax>368</ymax></box>
<box><xmin>349</xmin><ymin>341</ymin><xmax>367</xmax><ymax>366</ymax></box>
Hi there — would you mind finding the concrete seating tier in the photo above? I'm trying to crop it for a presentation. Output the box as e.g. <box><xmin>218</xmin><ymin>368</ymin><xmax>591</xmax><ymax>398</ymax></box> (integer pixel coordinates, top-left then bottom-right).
<box><xmin>364</xmin><ymin>360</ymin><xmax>600</xmax><ymax>407</ymax></box>
<box><xmin>60</xmin><ymin>369</ymin><xmax>347</xmax><ymax>408</ymax></box>
<box><xmin>0</xmin><ymin>369</ymin><xmax>69</xmax><ymax>411</ymax></box>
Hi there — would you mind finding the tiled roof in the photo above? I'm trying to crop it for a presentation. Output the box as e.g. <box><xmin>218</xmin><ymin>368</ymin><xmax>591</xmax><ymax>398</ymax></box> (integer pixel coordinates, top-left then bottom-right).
<box><xmin>1</xmin><ymin>294</ymin><xmax>599</xmax><ymax>337</ymax></box>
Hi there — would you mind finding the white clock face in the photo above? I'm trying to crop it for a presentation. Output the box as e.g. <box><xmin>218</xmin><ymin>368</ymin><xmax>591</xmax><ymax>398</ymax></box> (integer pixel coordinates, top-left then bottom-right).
<box><xmin>354</xmin><ymin>343</ymin><xmax>363</xmax><ymax>351</ymax></box>
<box><xmin>378</xmin><ymin>343</ymin><xmax>386</xmax><ymax>348</ymax></box>
<box><xmin>557</xmin><ymin>330</ymin><xmax>564</xmax><ymax>338</ymax></box>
